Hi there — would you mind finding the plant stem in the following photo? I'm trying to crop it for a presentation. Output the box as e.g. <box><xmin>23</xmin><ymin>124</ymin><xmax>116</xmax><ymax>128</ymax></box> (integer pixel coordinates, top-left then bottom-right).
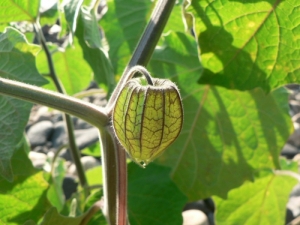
<box><xmin>106</xmin><ymin>0</ymin><xmax>176</xmax><ymax>112</ymax></box>
<box><xmin>0</xmin><ymin>77</ymin><xmax>108</xmax><ymax>128</ymax></box>
<box><xmin>116</xmin><ymin>138</ymin><xmax>128</xmax><ymax>225</ymax></box>
<box><xmin>98</xmin><ymin>127</ymin><xmax>118</xmax><ymax>225</ymax></box>
<box><xmin>34</xmin><ymin>22</ymin><xmax>90</xmax><ymax>197</ymax></box>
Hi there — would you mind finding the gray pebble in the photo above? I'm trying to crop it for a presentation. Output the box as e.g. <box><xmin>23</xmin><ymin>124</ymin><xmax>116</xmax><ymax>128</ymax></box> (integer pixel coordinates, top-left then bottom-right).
<box><xmin>182</xmin><ymin>209</ymin><xmax>209</xmax><ymax>225</ymax></box>
<box><xmin>75</xmin><ymin>127</ymin><xmax>99</xmax><ymax>149</ymax></box>
<box><xmin>27</xmin><ymin>120</ymin><xmax>54</xmax><ymax>148</ymax></box>
<box><xmin>50</xmin><ymin>121</ymin><xmax>66</xmax><ymax>149</ymax></box>
<box><xmin>74</xmin><ymin>118</ymin><xmax>92</xmax><ymax>130</ymax></box>
<box><xmin>290</xmin><ymin>184</ymin><xmax>300</xmax><ymax>198</ymax></box>
<box><xmin>29</xmin><ymin>151</ymin><xmax>47</xmax><ymax>169</ymax></box>
<box><xmin>63</xmin><ymin>175</ymin><xmax>78</xmax><ymax>200</ymax></box>
<box><xmin>281</xmin><ymin>143</ymin><xmax>300</xmax><ymax>159</ymax></box>
<box><xmin>287</xmin><ymin>196</ymin><xmax>300</xmax><ymax>219</ymax></box>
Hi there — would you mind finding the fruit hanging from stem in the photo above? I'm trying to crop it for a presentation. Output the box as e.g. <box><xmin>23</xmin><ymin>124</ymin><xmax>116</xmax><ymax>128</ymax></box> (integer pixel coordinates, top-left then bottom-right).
<box><xmin>112</xmin><ymin>66</ymin><xmax>183</xmax><ymax>167</ymax></box>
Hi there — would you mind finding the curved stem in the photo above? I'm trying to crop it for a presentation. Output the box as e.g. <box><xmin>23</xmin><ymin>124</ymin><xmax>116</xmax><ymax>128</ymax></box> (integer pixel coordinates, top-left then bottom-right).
<box><xmin>106</xmin><ymin>66</ymin><xmax>154</xmax><ymax>114</ymax></box>
<box><xmin>0</xmin><ymin>77</ymin><xmax>108</xmax><ymax>128</ymax></box>
<box><xmin>127</xmin><ymin>66</ymin><xmax>153</xmax><ymax>85</ymax></box>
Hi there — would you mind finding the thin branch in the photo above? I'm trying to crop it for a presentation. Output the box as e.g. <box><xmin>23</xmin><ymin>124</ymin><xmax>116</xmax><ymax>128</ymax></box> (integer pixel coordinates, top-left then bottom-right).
<box><xmin>34</xmin><ymin>22</ymin><xmax>65</xmax><ymax>93</ymax></box>
<box><xmin>34</xmin><ymin>21</ymin><xmax>90</xmax><ymax>196</ymax></box>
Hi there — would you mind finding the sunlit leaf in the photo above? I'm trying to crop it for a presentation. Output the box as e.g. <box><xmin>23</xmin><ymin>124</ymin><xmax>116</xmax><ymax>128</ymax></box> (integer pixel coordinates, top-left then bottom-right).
<box><xmin>0</xmin><ymin>138</ymin><xmax>49</xmax><ymax>224</ymax></box>
<box><xmin>213</xmin><ymin>161</ymin><xmax>298</xmax><ymax>225</ymax></box>
<box><xmin>0</xmin><ymin>0</ymin><xmax>39</xmax><ymax>23</ymax></box>
<box><xmin>187</xmin><ymin>0</ymin><xmax>300</xmax><ymax>92</ymax></box>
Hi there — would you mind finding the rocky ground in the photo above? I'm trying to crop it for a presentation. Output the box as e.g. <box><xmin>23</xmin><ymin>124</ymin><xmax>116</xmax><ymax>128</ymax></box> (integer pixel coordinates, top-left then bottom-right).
<box><xmin>25</xmin><ymin>84</ymin><xmax>300</xmax><ymax>225</ymax></box>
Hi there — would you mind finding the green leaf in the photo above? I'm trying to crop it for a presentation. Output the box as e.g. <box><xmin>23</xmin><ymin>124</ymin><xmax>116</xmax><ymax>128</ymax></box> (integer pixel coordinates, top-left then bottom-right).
<box><xmin>82</xmin><ymin>141</ymin><xmax>101</xmax><ymax>157</ymax></box>
<box><xmin>0</xmin><ymin>28</ymin><xmax>47</xmax><ymax>181</ymax></box>
<box><xmin>213</xmin><ymin>168</ymin><xmax>298</xmax><ymax>225</ymax></box>
<box><xmin>187</xmin><ymin>0</ymin><xmax>300</xmax><ymax>92</ymax></box>
<box><xmin>0</xmin><ymin>0</ymin><xmax>39</xmax><ymax>23</ymax></box>
<box><xmin>63</xmin><ymin>0</ymin><xmax>84</xmax><ymax>34</ymax></box>
<box><xmin>100</xmin><ymin>0</ymin><xmax>153</xmax><ymax>76</ymax></box>
<box><xmin>39</xmin><ymin>207</ymin><xmax>86</xmax><ymax>225</ymax></box>
<box><xmin>80</xmin><ymin>5</ymin><xmax>103</xmax><ymax>49</ymax></box>
<box><xmin>46</xmin><ymin>157</ymin><xmax>66</xmax><ymax>212</ymax></box>
<box><xmin>23</xmin><ymin>220</ymin><xmax>36</xmax><ymax>225</ymax></box>
<box><xmin>150</xmin><ymin>31</ymin><xmax>293</xmax><ymax>200</ymax></box>
<box><xmin>128</xmin><ymin>163</ymin><xmax>187</xmax><ymax>225</ymax></box>
<box><xmin>36</xmin><ymin>38</ymin><xmax>93</xmax><ymax>95</ymax></box>
<box><xmin>83</xmin><ymin>190</ymin><xmax>106</xmax><ymax>225</ymax></box>
<box><xmin>86</xmin><ymin>166</ymin><xmax>102</xmax><ymax>186</ymax></box>
<box><xmin>75</xmin><ymin>7</ymin><xmax>115</xmax><ymax>93</ymax></box>
<box><xmin>0</xmin><ymin>138</ymin><xmax>49</xmax><ymax>224</ymax></box>
<box><xmin>0</xmin><ymin>28</ymin><xmax>47</xmax><ymax>85</ymax></box>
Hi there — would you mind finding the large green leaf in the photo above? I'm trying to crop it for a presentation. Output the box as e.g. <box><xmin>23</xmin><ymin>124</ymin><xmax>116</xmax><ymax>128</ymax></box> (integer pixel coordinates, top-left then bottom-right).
<box><xmin>150</xmin><ymin>31</ymin><xmax>293</xmax><ymax>200</ymax></box>
<box><xmin>213</xmin><ymin>165</ymin><xmax>298</xmax><ymax>225</ymax></box>
<box><xmin>0</xmin><ymin>28</ymin><xmax>47</xmax><ymax>181</ymax></box>
<box><xmin>75</xmin><ymin>7</ymin><xmax>115</xmax><ymax>93</ymax></box>
<box><xmin>128</xmin><ymin>163</ymin><xmax>187</xmax><ymax>225</ymax></box>
<box><xmin>0</xmin><ymin>138</ymin><xmax>49</xmax><ymax>224</ymax></box>
<box><xmin>187</xmin><ymin>0</ymin><xmax>300</xmax><ymax>92</ymax></box>
<box><xmin>0</xmin><ymin>0</ymin><xmax>39</xmax><ymax>23</ymax></box>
